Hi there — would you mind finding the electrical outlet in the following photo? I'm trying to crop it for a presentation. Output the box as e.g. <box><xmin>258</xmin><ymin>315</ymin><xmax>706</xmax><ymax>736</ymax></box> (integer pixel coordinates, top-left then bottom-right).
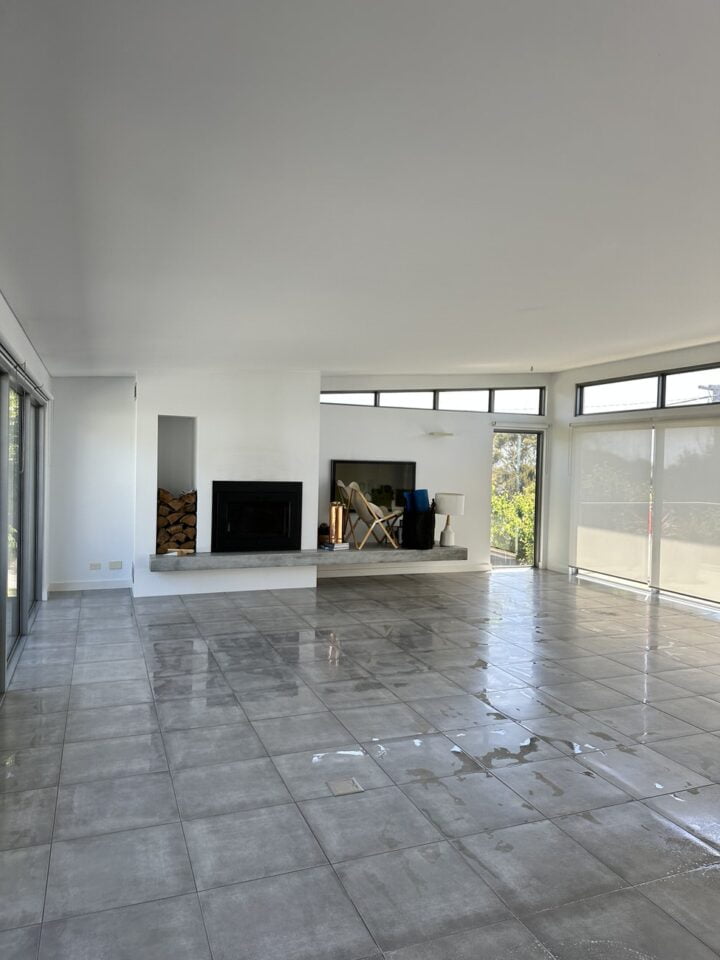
<box><xmin>89</xmin><ymin>562</ymin><xmax>102</xmax><ymax>571</ymax></box>
<box><xmin>108</xmin><ymin>561</ymin><xmax>123</xmax><ymax>570</ymax></box>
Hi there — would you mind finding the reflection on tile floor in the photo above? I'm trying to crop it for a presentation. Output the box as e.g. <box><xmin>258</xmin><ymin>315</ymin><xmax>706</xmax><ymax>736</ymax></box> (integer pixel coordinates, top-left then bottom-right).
<box><xmin>2</xmin><ymin>570</ymin><xmax>720</xmax><ymax>958</ymax></box>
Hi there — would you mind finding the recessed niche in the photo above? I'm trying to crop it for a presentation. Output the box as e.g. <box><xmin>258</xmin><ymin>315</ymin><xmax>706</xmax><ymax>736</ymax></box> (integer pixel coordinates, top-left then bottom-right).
<box><xmin>157</xmin><ymin>415</ymin><xmax>196</xmax><ymax>493</ymax></box>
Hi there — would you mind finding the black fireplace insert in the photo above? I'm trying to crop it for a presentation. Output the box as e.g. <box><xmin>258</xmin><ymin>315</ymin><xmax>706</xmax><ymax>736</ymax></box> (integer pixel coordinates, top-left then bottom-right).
<box><xmin>211</xmin><ymin>481</ymin><xmax>302</xmax><ymax>552</ymax></box>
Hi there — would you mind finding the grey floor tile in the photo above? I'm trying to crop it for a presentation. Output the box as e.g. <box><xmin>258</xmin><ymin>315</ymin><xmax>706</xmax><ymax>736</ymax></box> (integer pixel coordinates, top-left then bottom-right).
<box><xmin>0</xmin><ymin>925</ymin><xmax>41</xmax><ymax>960</ymax></box>
<box><xmin>300</xmin><ymin>785</ymin><xmax>442</xmax><ymax>861</ymax></box>
<box><xmin>577</xmin><ymin>745</ymin><xmax>711</xmax><ymax>799</ymax></box>
<box><xmin>380</xmin><ymin>672</ymin><xmax>467</xmax><ymax>701</ymax></box>
<box><xmin>524</xmin><ymin>887</ymin><xmax>719</xmax><ymax>960</ymax></box>
<box><xmin>163</xmin><ymin>722</ymin><xmax>265</xmax><ymax>770</ymax></box>
<box><xmin>10</xmin><ymin>665</ymin><xmax>73</xmax><ymax>689</ymax></box>
<box><xmin>557</xmin><ymin>800</ymin><xmax>720</xmax><ymax>883</ymax></box>
<box><xmin>155</xmin><ymin>694</ymin><xmax>246</xmax><ymax>730</ymax></box>
<box><xmin>0</xmin><ymin>844</ymin><xmax>50</xmax><ymax>930</ymax></box>
<box><xmin>252</xmin><ymin>712</ymin><xmax>350</xmax><ymax>755</ymax></box>
<box><xmin>151</xmin><ymin>672</ymin><xmax>231</xmax><ymax>700</ymax></box>
<box><xmin>448</xmin><ymin>720</ymin><xmax>565</xmax><ymax>768</ymax></box>
<box><xmin>519</xmin><ymin>713</ymin><xmax>634</xmax><ymax>755</ymax></box>
<box><xmin>407</xmin><ymin>694</ymin><xmax>505</xmax><ymax>730</ymax></box>
<box><xmin>200</xmin><ymin>866</ymin><xmax>378</xmax><ymax>960</ymax></box>
<box><xmin>60</xmin><ymin>733</ymin><xmax>167</xmax><ymax>784</ymax></box>
<box><xmin>314</xmin><ymin>678</ymin><xmax>399</xmax><ymax>708</ymax></box>
<box><xmin>184</xmin><ymin>803</ymin><xmax>325</xmax><ymax>889</ymax></box>
<box><xmin>651</xmin><ymin>732</ymin><xmax>720</xmax><ymax>780</ymax></box>
<box><xmin>0</xmin><ymin>686</ymin><xmax>70</xmax><ymax>718</ymax></box>
<box><xmin>645</xmin><ymin>784</ymin><xmax>720</xmax><ymax>846</ymax></box>
<box><xmin>401</xmin><ymin>771</ymin><xmax>543</xmax><ymax>837</ymax></box>
<box><xmin>0</xmin><ymin>787</ymin><xmax>56</xmax><ymax>850</ymax></box>
<box><xmin>655</xmin><ymin>695</ymin><xmax>720</xmax><ymax>731</ymax></box>
<box><xmin>336</xmin><ymin>841</ymin><xmax>509</xmax><ymax>952</ymax></box>
<box><xmin>599</xmin><ymin>673</ymin><xmax>693</xmax><ymax>702</ymax></box>
<box><xmin>69</xmin><ymin>679</ymin><xmax>152</xmax><ymax>709</ymax></box>
<box><xmin>561</xmin><ymin>655</ymin><xmax>638</xmax><ymax>679</ymax></box>
<box><xmin>494</xmin><ymin>755</ymin><xmax>630</xmax><ymax>816</ymax></box>
<box><xmin>0</xmin><ymin>744</ymin><xmax>62</xmax><ymax>794</ymax></box>
<box><xmin>383</xmin><ymin>919</ymin><xmax>554</xmax><ymax>960</ymax></box>
<box><xmin>54</xmin><ymin>772</ymin><xmax>178</xmax><ymax>840</ymax></box>
<box><xmin>0</xmin><ymin>712</ymin><xmax>66</xmax><ymax>750</ymax></box>
<box><xmin>294</xmin><ymin>660</ymin><xmax>369</xmax><ymax>684</ymax></box>
<box><xmin>588</xmin><ymin>703</ymin><xmax>704</xmax><ymax>743</ymax></box>
<box><xmin>173</xmin><ymin>757</ymin><xmax>291</xmax><ymax>819</ymax></box>
<box><xmin>238</xmin><ymin>683</ymin><xmax>328</xmax><ymax>719</ymax></box>
<box><xmin>145</xmin><ymin>652</ymin><xmax>219</xmax><ymax>678</ymax></box>
<box><xmin>333</xmin><ymin>703</ymin><xmax>436</xmax><ymax>741</ymax></box>
<box><xmin>485</xmin><ymin>688</ymin><xmax>571</xmax><ymax>720</ymax></box>
<box><xmin>38</xmin><ymin>893</ymin><xmax>211</xmax><ymax>960</ymax></box>
<box><xmin>73</xmin><ymin>642</ymin><xmax>143</xmax><ymax>662</ymax></box>
<box><xmin>272</xmin><ymin>744</ymin><xmax>392</xmax><ymax>801</ymax></box>
<box><xmin>71</xmin><ymin>660</ymin><xmax>147</xmax><ymax>685</ymax></box>
<box><xmin>64</xmin><ymin>703</ymin><xmax>158</xmax><ymax>742</ymax></box>
<box><xmin>439</xmin><ymin>665</ymin><xmax>528</xmax><ymax>693</ymax></box>
<box><xmin>641</xmin><ymin>864</ymin><xmax>720</xmax><ymax>955</ymax></box>
<box><xmin>44</xmin><ymin>823</ymin><xmax>195</xmax><ymax>921</ymax></box>
<box><xmin>365</xmin><ymin>733</ymin><xmax>480</xmax><ymax>784</ymax></box>
<box><xmin>455</xmin><ymin>819</ymin><xmax>625</xmax><ymax>914</ymax></box>
<box><xmin>538</xmin><ymin>680</ymin><xmax>636</xmax><ymax>711</ymax></box>
<box><xmin>655</xmin><ymin>668</ymin><xmax>720</xmax><ymax>695</ymax></box>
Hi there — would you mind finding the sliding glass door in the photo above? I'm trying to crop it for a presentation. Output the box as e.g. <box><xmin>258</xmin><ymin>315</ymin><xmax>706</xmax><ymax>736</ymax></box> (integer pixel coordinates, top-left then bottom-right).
<box><xmin>1</xmin><ymin>377</ymin><xmax>45</xmax><ymax>692</ymax></box>
<box><xmin>5</xmin><ymin>387</ymin><xmax>22</xmax><ymax>660</ymax></box>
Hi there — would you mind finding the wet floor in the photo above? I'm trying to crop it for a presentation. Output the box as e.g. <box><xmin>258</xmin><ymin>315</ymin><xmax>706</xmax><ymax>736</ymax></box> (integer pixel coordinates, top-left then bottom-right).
<box><xmin>1</xmin><ymin>570</ymin><xmax>720</xmax><ymax>958</ymax></box>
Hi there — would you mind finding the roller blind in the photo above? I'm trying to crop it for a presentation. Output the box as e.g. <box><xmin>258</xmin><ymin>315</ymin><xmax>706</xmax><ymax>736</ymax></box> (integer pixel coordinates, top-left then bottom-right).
<box><xmin>653</xmin><ymin>422</ymin><xmax>720</xmax><ymax>602</ymax></box>
<box><xmin>570</xmin><ymin>427</ymin><xmax>653</xmax><ymax>584</ymax></box>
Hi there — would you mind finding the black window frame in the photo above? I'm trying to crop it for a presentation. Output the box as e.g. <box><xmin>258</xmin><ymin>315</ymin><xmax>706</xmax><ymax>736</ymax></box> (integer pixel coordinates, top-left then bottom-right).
<box><xmin>576</xmin><ymin>361</ymin><xmax>720</xmax><ymax>416</ymax></box>
<box><xmin>320</xmin><ymin>386</ymin><xmax>545</xmax><ymax>415</ymax></box>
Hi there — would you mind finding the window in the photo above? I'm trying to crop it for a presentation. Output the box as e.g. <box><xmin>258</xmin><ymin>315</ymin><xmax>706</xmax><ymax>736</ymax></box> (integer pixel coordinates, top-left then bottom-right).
<box><xmin>580</xmin><ymin>377</ymin><xmax>659</xmax><ymax>415</ymax></box>
<box><xmin>665</xmin><ymin>368</ymin><xmax>720</xmax><ymax>408</ymax></box>
<box><xmin>378</xmin><ymin>391</ymin><xmax>434</xmax><ymax>409</ymax></box>
<box><xmin>578</xmin><ymin>362</ymin><xmax>720</xmax><ymax>415</ymax></box>
<box><xmin>493</xmin><ymin>388</ymin><xmax>543</xmax><ymax>415</ymax></box>
<box><xmin>437</xmin><ymin>390</ymin><xmax>490</xmax><ymax>412</ymax></box>
<box><xmin>320</xmin><ymin>392</ymin><xmax>375</xmax><ymax>406</ymax></box>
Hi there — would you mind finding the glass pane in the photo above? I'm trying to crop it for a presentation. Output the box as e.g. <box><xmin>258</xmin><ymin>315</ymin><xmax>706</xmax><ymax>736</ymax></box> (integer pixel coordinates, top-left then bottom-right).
<box><xmin>320</xmin><ymin>393</ymin><xmax>375</xmax><ymax>406</ymax></box>
<box><xmin>655</xmin><ymin>424</ymin><xmax>720</xmax><ymax>603</ymax></box>
<box><xmin>437</xmin><ymin>390</ymin><xmax>490</xmax><ymax>412</ymax></box>
<box><xmin>24</xmin><ymin>405</ymin><xmax>38</xmax><ymax>616</ymax></box>
<box><xmin>571</xmin><ymin>427</ymin><xmax>653</xmax><ymax>583</ymax></box>
<box><xmin>491</xmin><ymin>433</ymin><xmax>538</xmax><ymax>566</ymax></box>
<box><xmin>493</xmin><ymin>389</ymin><xmax>542</xmax><ymax>415</ymax></box>
<box><xmin>664</xmin><ymin>368</ymin><xmax>720</xmax><ymax>407</ymax></box>
<box><xmin>6</xmin><ymin>389</ymin><xmax>22</xmax><ymax>656</ymax></box>
<box><xmin>582</xmin><ymin>377</ymin><xmax>658</xmax><ymax>414</ymax></box>
<box><xmin>378</xmin><ymin>391</ymin><xmax>434</xmax><ymax>409</ymax></box>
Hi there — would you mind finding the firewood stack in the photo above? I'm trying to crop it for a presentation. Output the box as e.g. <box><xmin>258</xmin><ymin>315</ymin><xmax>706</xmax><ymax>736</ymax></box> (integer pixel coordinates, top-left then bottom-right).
<box><xmin>156</xmin><ymin>489</ymin><xmax>197</xmax><ymax>554</ymax></box>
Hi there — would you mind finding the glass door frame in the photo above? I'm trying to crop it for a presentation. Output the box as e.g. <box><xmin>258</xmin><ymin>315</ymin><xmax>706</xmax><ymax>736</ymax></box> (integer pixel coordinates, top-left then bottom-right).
<box><xmin>491</xmin><ymin>428</ymin><xmax>545</xmax><ymax>569</ymax></box>
<box><xmin>0</xmin><ymin>372</ymin><xmax>47</xmax><ymax>693</ymax></box>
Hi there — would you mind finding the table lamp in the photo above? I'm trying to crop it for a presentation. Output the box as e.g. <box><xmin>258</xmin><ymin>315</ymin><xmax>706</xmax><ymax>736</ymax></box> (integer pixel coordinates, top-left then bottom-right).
<box><xmin>435</xmin><ymin>492</ymin><xmax>465</xmax><ymax>546</ymax></box>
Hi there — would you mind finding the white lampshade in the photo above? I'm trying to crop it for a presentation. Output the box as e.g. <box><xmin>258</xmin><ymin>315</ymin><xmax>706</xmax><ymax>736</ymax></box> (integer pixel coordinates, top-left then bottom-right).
<box><xmin>435</xmin><ymin>492</ymin><xmax>465</xmax><ymax>516</ymax></box>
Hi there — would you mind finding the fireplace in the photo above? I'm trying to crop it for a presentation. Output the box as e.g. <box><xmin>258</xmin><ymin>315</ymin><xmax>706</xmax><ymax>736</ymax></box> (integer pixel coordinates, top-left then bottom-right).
<box><xmin>211</xmin><ymin>481</ymin><xmax>302</xmax><ymax>552</ymax></box>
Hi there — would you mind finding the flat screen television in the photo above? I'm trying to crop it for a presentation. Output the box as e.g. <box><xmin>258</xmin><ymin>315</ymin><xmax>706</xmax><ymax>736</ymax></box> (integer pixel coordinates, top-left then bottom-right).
<box><xmin>331</xmin><ymin>459</ymin><xmax>416</xmax><ymax>512</ymax></box>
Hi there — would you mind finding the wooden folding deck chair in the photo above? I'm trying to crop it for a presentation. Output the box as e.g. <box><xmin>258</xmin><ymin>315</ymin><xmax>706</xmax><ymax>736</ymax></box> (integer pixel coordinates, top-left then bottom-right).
<box><xmin>344</xmin><ymin>482</ymin><xmax>402</xmax><ymax>550</ymax></box>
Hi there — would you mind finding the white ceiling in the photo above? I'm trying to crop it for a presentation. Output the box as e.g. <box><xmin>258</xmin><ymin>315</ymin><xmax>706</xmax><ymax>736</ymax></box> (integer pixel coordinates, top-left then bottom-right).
<box><xmin>1</xmin><ymin>0</ymin><xmax>719</xmax><ymax>377</ymax></box>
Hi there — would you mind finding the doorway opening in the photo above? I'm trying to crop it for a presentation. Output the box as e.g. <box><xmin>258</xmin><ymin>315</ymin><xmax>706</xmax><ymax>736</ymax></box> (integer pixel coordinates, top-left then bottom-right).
<box><xmin>491</xmin><ymin>431</ymin><xmax>542</xmax><ymax>567</ymax></box>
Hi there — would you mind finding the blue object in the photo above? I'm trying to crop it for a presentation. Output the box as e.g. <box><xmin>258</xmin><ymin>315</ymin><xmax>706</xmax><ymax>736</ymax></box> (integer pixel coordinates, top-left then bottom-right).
<box><xmin>413</xmin><ymin>489</ymin><xmax>430</xmax><ymax>512</ymax></box>
<box><xmin>403</xmin><ymin>490</ymin><xmax>415</xmax><ymax>511</ymax></box>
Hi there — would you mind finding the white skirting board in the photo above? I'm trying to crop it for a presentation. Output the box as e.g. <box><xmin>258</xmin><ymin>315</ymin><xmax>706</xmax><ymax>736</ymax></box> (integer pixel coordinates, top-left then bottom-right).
<box><xmin>49</xmin><ymin>578</ymin><xmax>134</xmax><ymax>592</ymax></box>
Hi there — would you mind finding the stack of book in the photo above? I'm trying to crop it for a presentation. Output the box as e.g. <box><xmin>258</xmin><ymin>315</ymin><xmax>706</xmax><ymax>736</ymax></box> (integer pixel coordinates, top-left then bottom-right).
<box><xmin>320</xmin><ymin>541</ymin><xmax>350</xmax><ymax>551</ymax></box>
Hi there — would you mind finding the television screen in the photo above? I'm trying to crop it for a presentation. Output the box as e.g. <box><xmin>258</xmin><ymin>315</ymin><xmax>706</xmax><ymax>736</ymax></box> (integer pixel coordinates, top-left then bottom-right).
<box><xmin>331</xmin><ymin>460</ymin><xmax>416</xmax><ymax>511</ymax></box>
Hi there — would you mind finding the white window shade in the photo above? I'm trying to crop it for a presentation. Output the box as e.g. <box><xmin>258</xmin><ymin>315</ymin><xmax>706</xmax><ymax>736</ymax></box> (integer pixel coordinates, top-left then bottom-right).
<box><xmin>570</xmin><ymin>427</ymin><xmax>653</xmax><ymax>583</ymax></box>
<box><xmin>653</xmin><ymin>423</ymin><xmax>720</xmax><ymax>602</ymax></box>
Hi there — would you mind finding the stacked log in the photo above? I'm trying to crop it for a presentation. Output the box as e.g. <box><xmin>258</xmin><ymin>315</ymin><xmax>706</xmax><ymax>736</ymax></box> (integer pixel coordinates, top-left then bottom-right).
<box><xmin>156</xmin><ymin>489</ymin><xmax>197</xmax><ymax>554</ymax></box>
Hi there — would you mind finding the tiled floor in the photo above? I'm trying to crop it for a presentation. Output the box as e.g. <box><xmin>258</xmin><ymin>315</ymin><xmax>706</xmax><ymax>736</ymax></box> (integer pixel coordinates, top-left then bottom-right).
<box><xmin>2</xmin><ymin>570</ymin><xmax>720</xmax><ymax>958</ymax></box>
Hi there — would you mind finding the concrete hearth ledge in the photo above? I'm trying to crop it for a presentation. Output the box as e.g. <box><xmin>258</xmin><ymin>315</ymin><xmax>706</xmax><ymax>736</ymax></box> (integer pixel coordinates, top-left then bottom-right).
<box><xmin>149</xmin><ymin>545</ymin><xmax>468</xmax><ymax>572</ymax></box>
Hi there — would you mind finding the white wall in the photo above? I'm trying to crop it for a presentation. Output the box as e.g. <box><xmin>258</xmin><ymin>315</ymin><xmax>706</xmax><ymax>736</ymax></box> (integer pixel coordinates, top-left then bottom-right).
<box><xmin>49</xmin><ymin>377</ymin><xmax>136</xmax><ymax>590</ymax></box>
<box><xmin>319</xmin><ymin>398</ymin><xmax>549</xmax><ymax>576</ymax></box>
<box><xmin>134</xmin><ymin>370</ymin><xmax>320</xmax><ymax>597</ymax></box>
<box><xmin>546</xmin><ymin>340</ymin><xmax>720</xmax><ymax>573</ymax></box>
